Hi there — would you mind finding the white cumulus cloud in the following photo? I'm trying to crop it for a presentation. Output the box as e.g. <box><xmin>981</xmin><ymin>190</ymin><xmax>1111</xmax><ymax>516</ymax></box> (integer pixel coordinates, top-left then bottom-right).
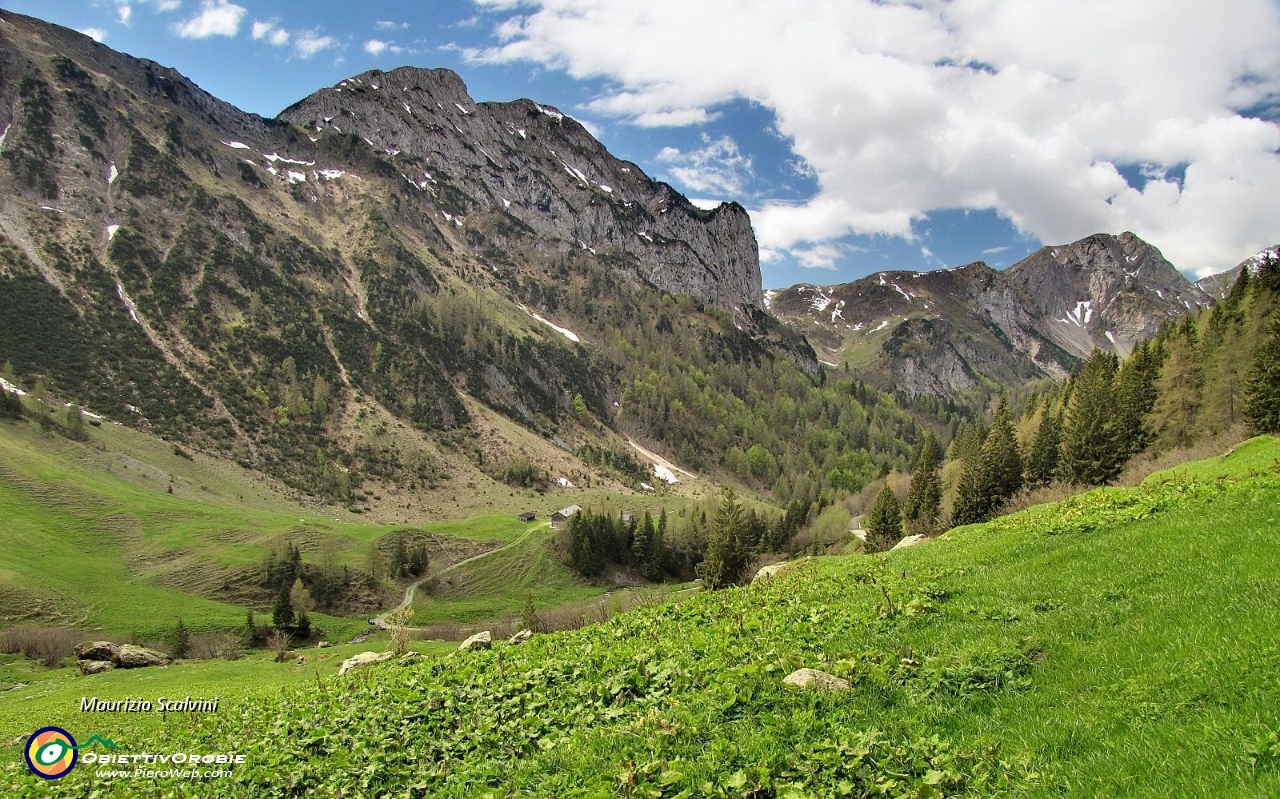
<box><xmin>654</xmin><ymin>133</ymin><xmax>754</xmax><ymax>196</ymax></box>
<box><xmin>78</xmin><ymin>27</ymin><xmax>108</xmax><ymax>42</ymax></box>
<box><xmin>470</xmin><ymin>0</ymin><xmax>1280</xmax><ymax>276</ymax></box>
<box><xmin>174</xmin><ymin>0</ymin><xmax>245</xmax><ymax>39</ymax></box>
<box><xmin>251</xmin><ymin>20</ymin><xmax>290</xmax><ymax>46</ymax></box>
<box><xmin>294</xmin><ymin>31</ymin><xmax>337</xmax><ymax>59</ymax></box>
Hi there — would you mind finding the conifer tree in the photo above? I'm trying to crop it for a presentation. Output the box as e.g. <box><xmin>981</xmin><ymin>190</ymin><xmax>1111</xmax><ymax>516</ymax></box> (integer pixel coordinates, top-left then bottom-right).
<box><xmin>1113</xmin><ymin>342</ymin><xmax>1161</xmax><ymax>457</ymax></box>
<box><xmin>981</xmin><ymin>401</ymin><xmax>1023</xmax><ymax>501</ymax></box>
<box><xmin>243</xmin><ymin>610</ymin><xmax>257</xmax><ymax>647</ymax></box>
<box><xmin>1149</xmin><ymin>326</ymin><xmax>1203</xmax><ymax>451</ymax></box>
<box><xmin>865</xmin><ymin>483</ymin><xmax>903</xmax><ymax>552</ymax></box>
<box><xmin>167</xmin><ymin>618</ymin><xmax>190</xmax><ymax>659</ymax></box>
<box><xmin>904</xmin><ymin>432</ymin><xmax>942</xmax><ymax>534</ymax></box>
<box><xmin>520</xmin><ymin>592</ymin><xmax>542</xmax><ymax>633</ymax></box>
<box><xmin>950</xmin><ymin>445</ymin><xmax>986</xmax><ymax>527</ymax></box>
<box><xmin>632</xmin><ymin>512</ymin><xmax>653</xmax><ymax>567</ymax></box>
<box><xmin>389</xmin><ymin>534</ymin><xmax>408</xmax><ymax>578</ymax></box>
<box><xmin>1025</xmin><ymin>406</ymin><xmax>1063</xmax><ymax>488</ymax></box>
<box><xmin>1244</xmin><ymin>321</ymin><xmax>1280</xmax><ymax>434</ymax></box>
<box><xmin>1256</xmin><ymin>253</ymin><xmax>1280</xmax><ymax>293</ymax></box>
<box><xmin>1060</xmin><ymin>350</ymin><xmax>1123</xmax><ymax>485</ymax></box>
<box><xmin>698</xmin><ymin>489</ymin><xmax>750</xmax><ymax>589</ymax></box>
<box><xmin>644</xmin><ymin>509</ymin><xmax>667</xmax><ymax>581</ymax></box>
<box><xmin>272</xmin><ymin>585</ymin><xmax>295</xmax><ymax>628</ymax></box>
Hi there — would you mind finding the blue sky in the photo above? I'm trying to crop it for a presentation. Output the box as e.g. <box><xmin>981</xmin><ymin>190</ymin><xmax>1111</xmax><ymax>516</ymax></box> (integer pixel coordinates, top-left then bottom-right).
<box><xmin>5</xmin><ymin>0</ymin><xmax>1279</xmax><ymax>288</ymax></box>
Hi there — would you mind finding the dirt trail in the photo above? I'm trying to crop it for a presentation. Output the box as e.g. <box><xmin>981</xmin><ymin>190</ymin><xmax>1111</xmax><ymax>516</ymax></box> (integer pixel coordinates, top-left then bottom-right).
<box><xmin>626</xmin><ymin>439</ymin><xmax>698</xmax><ymax>481</ymax></box>
<box><xmin>371</xmin><ymin>523</ymin><xmax>546</xmax><ymax>630</ymax></box>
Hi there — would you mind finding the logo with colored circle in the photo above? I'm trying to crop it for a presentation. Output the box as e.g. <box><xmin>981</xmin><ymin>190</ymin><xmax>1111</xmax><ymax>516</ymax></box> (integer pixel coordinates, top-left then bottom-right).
<box><xmin>25</xmin><ymin>727</ymin><xmax>77</xmax><ymax>780</ymax></box>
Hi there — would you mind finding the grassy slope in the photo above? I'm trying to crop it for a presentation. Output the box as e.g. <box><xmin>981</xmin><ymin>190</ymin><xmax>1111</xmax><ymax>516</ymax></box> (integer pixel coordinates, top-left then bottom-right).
<box><xmin>0</xmin><ymin>639</ymin><xmax>457</xmax><ymax>746</ymax></box>
<box><xmin>0</xmin><ymin>419</ymin><xmax>541</xmax><ymax>638</ymax></box>
<box><xmin>413</xmin><ymin>525</ymin><xmax>601</xmax><ymax>625</ymax></box>
<box><xmin>5</xmin><ymin>437</ymin><xmax>1277</xmax><ymax>797</ymax></box>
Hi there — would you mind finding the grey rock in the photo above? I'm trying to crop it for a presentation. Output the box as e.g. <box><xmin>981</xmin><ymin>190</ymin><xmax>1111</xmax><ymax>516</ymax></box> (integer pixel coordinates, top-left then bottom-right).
<box><xmin>891</xmin><ymin>534</ymin><xmax>929</xmax><ymax>551</ymax></box>
<box><xmin>1197</xmin><ymin>245</ymin><xmax>1280</xmax><ymax>299</ymax></box>
<box><xmin>114</xmin><ymin>644</ymin><xmax>170</xmax><ymax>669</ymax></box>
<box><xmin>78</xmin><ymin>659</ymin><xmax>115</xmax><ymax>676</ymax></box>
<box><xmin>458</xmin><ymin>631</ymin><xmax>492</xmax><ymax>651</ymax></box>
<box><xmin>751</xmin><ymin>562</ymin><xmax>790</xmax><ymax>583</ymax></box>
<box><xmin>770</xmin><ymin>232</ymin><xmax>1218</xmax><ymax>398</ymax></box>
<box><xmin>782</xmin><ymin>668</ymin><xmax>850</xmax><ymax>691</ymax></box>
<box><xmin>338</xmin><ymin>650</ymin><xmax>395</xmax><ymax>675</ymax></box>
<box><xmin>506</xmin><ymin>629</ymin><xmax>533</xmax><ymax>646</ymax></box>
<box><xmin>75</xmin><ymin>641</ymin><xmax>119</xmax><ymax>662</ymax></box>
<box><xmin>279</xmin><ymin>67</ymin><xmax>763</xmax><ymax>315</ymax></box>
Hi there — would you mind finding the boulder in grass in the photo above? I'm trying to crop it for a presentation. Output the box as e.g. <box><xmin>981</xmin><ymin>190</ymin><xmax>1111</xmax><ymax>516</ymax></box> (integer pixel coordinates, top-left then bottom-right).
<box><xmin>338</xmin><ymin>651</ymin><xmax>394</xmax><ymax>675</ymax></box>
<box><xmin>506</xmin><ymin>629</ymin><xmax>533</xmax><ymax>646</ymax></box>
<box><xmin>752</xmin><ymin>562</ymin><xmax>789</xmax><ymax>583</ymax></box>
<box><xmin>75</xmin><ymin>641</ymin><xmax>119</xmax><ymax>662</ymax></box>
<box><xmin>78</xmin><ymin>659</ymin><xmax>115</xmax><ymax>676</ymax></box>
<box><xmin>782</xmin><ymin>668</ymin><xmax>850</xmax><ymax>691</ymax></box>
<box><xmin>458</xmin><ymin>631</ymin><xmax>492</xmax><ymax>651</ymax></box>
<box><xmin>113</xmin><ymin>644</ymin><xmax>170</xmax><ymax>669</ymax></box>
<box><xmin>891</xmin><ymin>534</ymin><xmax>929</xmax><ymax>551</ymax></box>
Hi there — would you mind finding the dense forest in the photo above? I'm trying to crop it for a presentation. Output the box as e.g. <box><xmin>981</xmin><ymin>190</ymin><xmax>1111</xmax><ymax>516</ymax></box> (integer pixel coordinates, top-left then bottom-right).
<box><xmin>556</xmin><ymin>255</ymin><xmax>1280</xmax><ymax>585</ymax></box>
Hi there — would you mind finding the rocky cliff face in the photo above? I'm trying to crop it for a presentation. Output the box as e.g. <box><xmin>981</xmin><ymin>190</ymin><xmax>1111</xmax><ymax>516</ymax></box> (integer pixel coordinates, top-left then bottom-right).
<box><xmin>0</xmin><ymin>10</ymin><xmax>785</xmax><ymax>502</ymax></box>
<box><xmin>278</xmin><ymin>67</ymin><xmax>763</xmax><ymax>315</ymax></box>
<box><xmin>769</xmin><ymin>232</ymin><xmax>1214</xmax><ymax>398</ymax></box>
<box><xmin>1005</xmin><ymin>232</ymin><xmax>1210</xmax><ymax>358</ymax></box>
<box><xmin>1196</xmin><ymin>245</ymin><xmax>1280</xmax><ymax>300</ymax></box>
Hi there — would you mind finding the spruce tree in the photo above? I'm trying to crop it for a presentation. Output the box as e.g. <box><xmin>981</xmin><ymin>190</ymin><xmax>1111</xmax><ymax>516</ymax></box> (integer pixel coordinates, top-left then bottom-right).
<box><xmin>1149</xmin><ymin>327</ymin><xmax>1203</xmax><ymax>451</ymax></box>
<box><xmin>950</xmin><ymin>445</ymin><xmax>986</xmax><ymax>527</ymax></box>
<box><xmin>904</xmin><ymin>432</ymin><xmax>942</xmax><ymax>534</ymax></box>
<box><xmin>168</xmin><ymin>618</ymin><xmax>190</xmax><ymax>659</ymax></box>
<box><xmin>1025</xmin><ymin>406</ymin><xmax>1063</xmax><ymax>488</ymax></box>
<box><xmin>644</xmin><ymin>509</ymin><xmax>667</xmax><ymax>581</ymax></box>
<box><xmin>243</xmin><ymin>610</ymin><xmax>257</xmax><ymax>647</ymax></box>
<box><xmin>1113</xmin><ymin>342</ymin><xmax>1161</xmax><ymax>457</ymax></box>
<box><xmin>520</xmin><ymin>592</ymin><xmax>542</xmax><ymax>633</ymax></box>
<box><xmin>1060</xmin><ymin>350</ymin><xmax>1123</xmax><ymax>485</ymax></box>
<box><xmin>865</xmin><ymin>484</ymin><xmax>903</xmax><ymax>552</ymax></box>
<box><xmin>1244</xmin><ymin>321</ymin><xmax>1280</xmax><ymax>434</ymax></box>
<box><xmin>389</xmin><ymin>534</ymin><xmax>407</xmax><ymax>578</ymax></box>
<box><xmin>272</xmin><ymin>585</ymin><xmax>295</xmax><ymax>628</ymax></box>
<box><xmin>698</xmin><ymin>490</ymin><xmax>750</xmax><ymax>589</ymax></box>
<box><xmin>632</xmin><ymin>512</ymin><xmax>653</xmax><ymax>568</ymax></box>
<box><xmin>981</xmin><ymin>401</ymin><xmax>1023</xmax><ymax>502</ymax></box>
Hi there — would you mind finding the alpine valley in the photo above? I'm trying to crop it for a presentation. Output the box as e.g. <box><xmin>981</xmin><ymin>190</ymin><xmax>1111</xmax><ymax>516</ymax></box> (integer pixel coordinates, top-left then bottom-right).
<box><xmin>2</xmin><ymin>9</ymin><xmax>1280</xmax><ymax>798</ymax></box>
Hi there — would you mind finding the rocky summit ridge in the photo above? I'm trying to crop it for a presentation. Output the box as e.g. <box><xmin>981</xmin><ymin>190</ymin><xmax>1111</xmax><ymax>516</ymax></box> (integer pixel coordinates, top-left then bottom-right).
<box><xmin>277</xmin><ymin>66</ymin><xmax>763</xmax><ymax>316</ymax></box>
<box><xmin>768</xmin><ymin>232</ymin><xmax>1217</xmax><ymax>397</ymax></box>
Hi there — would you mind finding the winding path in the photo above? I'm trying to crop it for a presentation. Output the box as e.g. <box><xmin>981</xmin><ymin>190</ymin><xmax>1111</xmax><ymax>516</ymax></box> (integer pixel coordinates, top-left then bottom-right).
<box><xmin>371</xmin><ymin>523</ymin><xmax>547</xmax><ymax>630</ymax></box>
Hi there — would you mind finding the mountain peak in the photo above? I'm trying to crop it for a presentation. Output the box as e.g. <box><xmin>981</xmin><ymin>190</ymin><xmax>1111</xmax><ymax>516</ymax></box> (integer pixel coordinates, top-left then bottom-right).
<box><xmin>278</xmin><ymin>63</ymin><xmax>764</xmax><ymax>312</ymax></box>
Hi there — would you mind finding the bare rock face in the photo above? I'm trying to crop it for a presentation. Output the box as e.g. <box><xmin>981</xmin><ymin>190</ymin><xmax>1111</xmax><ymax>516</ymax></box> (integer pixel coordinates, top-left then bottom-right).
<box><xmin>1005</xmin><ymin>232</ymin><xmax>1211</xmax><ymax>357</ymax></box>
<box><xmin>752</xmin><ymin>562</ymin><xmax>791</xmax><ymax>583</ymax></box>
<box><xmin>279</xmin><ymin>67</ymin><xmax>764</xmax><ymax>315</ymax></box>
<box><xmin>891</xmin><ymin>534</ymin><xmax>929</xmax><ymax>551</ymax></box>
<box><xmin>114</xmin><ymin>644</ymin><xmax>170</xmax><ymax>669</ymax></box>
<box><xmin>338</xmin><ymin>650</ymin><xmax>395</xmax><ymax>675</ymax></box>
<box><xmin>75</xmin><ymin>641</ymin><xmax>119</xmax><ymax>662</ymax></box>
<box><xmin>458</xmin><ymin>631</ymin><xmax>492</xmax><ymax>651</ymax></box>
<box><xmin>78</xmin><ymin>659</ymin><xmax>115</xmax><ymax>676</ymax></box>
<box><xmin>782</xmin><ymin>668</ymin><xmax>850</xmax><ymax>691</ymax></box>
<box><xmin>770</xmin><ymin>232</ymin><xmax>1215</xmax><ymax>398</ymax></box>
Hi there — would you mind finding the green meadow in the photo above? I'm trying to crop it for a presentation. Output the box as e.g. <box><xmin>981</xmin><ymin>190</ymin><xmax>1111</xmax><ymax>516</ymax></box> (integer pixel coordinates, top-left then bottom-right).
<box><xmin>3</xmin><ymin>437</ymin><xmax>1276</xmax><ymax>796</ymax></box>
